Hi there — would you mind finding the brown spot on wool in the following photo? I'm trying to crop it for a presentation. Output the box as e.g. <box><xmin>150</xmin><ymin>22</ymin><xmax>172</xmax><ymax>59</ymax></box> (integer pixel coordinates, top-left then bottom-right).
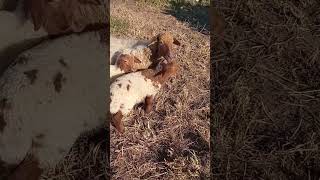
<box><xmin>53</xmin><ymin>72</ymin><xmax>66</xmax><ymax>93</ymax></box>
<box><xmin>58</xmin><ymin>58</ymin><xmax>69</xmax><ymax>68</ymax></box>
<box><xmin>24</xmin><ymin>69</ymin><xmax>38</xmax><ymax>84</ymax></box>
<box><xmin>117</xmin><ymin>83</ymin><xmax>122</xmax><ymax>88</ymax></box>
<box><xmin>127</xmin><ymin>84</ymin><xmax>130</xmax><ymax>91</ymax></box>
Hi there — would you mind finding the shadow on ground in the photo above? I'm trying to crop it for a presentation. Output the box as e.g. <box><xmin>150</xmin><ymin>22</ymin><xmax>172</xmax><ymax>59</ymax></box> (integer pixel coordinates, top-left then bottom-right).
<box><xmin>164</xmin><ymin>0</ymin><xmax>210</xmax><ymax>34</ymax></box>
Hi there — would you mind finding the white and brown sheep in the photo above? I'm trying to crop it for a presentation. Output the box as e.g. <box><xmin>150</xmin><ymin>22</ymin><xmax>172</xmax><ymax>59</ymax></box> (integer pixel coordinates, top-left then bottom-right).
<box><xmin>109</xmin><ymin>59</ymin><xmax>179</xmax><ymax>133</ymax></box>
<box><xmin>110</xmin><ymin>35</ymin><xmax>148</xmax><ymax>64</ymax></box>
<box><xmin>0</xmin><ymin>31</ymin><xmax>107</xmax><ymax>180</ymax></box>
<box><xmin>110</xmin><ymin>32</ymin><xmax>181</xmax><ymax>68</ymax></box>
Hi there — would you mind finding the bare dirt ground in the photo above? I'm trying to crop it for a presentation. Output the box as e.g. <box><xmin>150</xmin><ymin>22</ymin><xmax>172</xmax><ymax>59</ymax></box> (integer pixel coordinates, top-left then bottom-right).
<box><xmin>110</xmin><ymin>1</ymin><xmax>210</xmax><ymax>179</ymax></box>
<box><xmin>212</xmin><ymin>0</ymin><xmax>320</xmax><ymax>179</ymax></box>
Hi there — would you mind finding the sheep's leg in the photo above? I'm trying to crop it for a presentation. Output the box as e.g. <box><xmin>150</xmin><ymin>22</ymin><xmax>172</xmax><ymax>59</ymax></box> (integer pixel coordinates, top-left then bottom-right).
<box><xmin>7</xmin><ymin>155</ymin><xmax>42</xmax><ymax>180</ymax></box>
<box><xmin>144</xmin><ymin>96</ymin><xmax>153</xmax><ymax>113</ymax></box>
<box><xmin>111</xmin><ymin>111</ymin><xmax>125</xmax><ymax>133</ymax></box>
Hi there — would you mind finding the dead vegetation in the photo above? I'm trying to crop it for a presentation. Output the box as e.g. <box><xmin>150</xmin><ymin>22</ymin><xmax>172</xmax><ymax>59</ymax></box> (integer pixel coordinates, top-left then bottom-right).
<box><xmin>29</xmin><ymin>0</ymin><xmax>210</xmax><ymax>179</ymax></box>
<box><xmin>110</xmin><ymin>0</ymin><xmax>210</xmax><ymax>179</ymax></box>
<box><xmin>212</xmin><ymin>0</ymin><xmax>320</xmax><ymax>179</ymax></box>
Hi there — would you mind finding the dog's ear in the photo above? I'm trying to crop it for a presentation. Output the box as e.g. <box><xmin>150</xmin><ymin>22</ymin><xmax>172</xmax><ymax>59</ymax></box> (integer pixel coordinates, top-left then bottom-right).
<box><xmin>173</xmin><ymin>38</ymin><xmax>181</xmax><ymax>46</ymax></box>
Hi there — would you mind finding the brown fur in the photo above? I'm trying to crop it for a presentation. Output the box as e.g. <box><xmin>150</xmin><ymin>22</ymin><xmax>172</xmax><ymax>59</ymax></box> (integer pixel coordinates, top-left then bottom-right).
<box><xmin>141</xmin><ymin>61</ymin><xmax>179</xmax><ymax>85</ymax></box>
<box><xmin>116</xmin><ymin>54</ymin><xmax>141</xmax><ymax>72</ymax></box>
<box><xmin>111</xmin><ymin>111</ymin><xmax>125</xmax><ymax>134</ymax></box>
<box><xmin>24</xmin><ymin>0</ymin><xmax>105</xmax><ymax>35</ymax></box>
<box><xmin>148</xmin><ymin>32</ymin><xmax>181</xmax><ymax>64</ymax></box>
<box><xmin>144</xmin><ymin>96</ymin><xmax>153</xmax><ymax>114</ymax></box>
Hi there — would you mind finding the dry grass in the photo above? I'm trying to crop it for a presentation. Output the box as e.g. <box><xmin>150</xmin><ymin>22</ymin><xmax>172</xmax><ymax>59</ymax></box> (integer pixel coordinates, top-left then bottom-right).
<box><xmin>42</xmin><ymin>127</ymin><xmax>110</xmax><ymax>180</ymax></box>
<box><xmin>110</xmin><ymin>0</ymin><xmax>210</xmax><ymax>179</ymax></box>
<box><xmin>37</xmin><ymin>0</ymin><xmax>210</xmax><ymax>179</ymax></box>
<box><xmin>212</xmin><ymin>0</ymin><xmax>320</xmax><ymax>179</ymax></box>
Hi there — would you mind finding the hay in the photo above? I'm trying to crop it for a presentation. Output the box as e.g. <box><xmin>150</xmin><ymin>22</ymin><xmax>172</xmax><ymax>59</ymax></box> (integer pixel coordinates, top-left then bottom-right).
<box><xmin>212</xmin><ymin>0</ymin><xmax>320</xmax><ymax>179</ymax></box>
<box><xmin>110</xmin><ymin>1</ymin><xmax>210</xmax><ymax>179</ymax></box>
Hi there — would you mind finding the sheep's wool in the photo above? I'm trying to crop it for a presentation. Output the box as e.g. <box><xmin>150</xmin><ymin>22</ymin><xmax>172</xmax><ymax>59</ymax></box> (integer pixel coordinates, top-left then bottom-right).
<box><xmin>0</xmin><ymin>32</ymin><xmax>107</xmax><ymax>168</ymax></box>
<box><xmin>119</xmin><ymin>45</ymin><xmax>152</xmax><ymax>70</ymax></box>
<box><xmin>110</xmin><ymin>35</ymin><xmax>149</xmax><ymax>64</ymax></box>
<box><xmin>110</xmin><ymin>64</ymin><xmax>125</xmax><ymax>82</ymax></box>
<box><xmin>110</xmin><ymin>72</ymin><xmax>161</xmax><ymax>115</ymax></box>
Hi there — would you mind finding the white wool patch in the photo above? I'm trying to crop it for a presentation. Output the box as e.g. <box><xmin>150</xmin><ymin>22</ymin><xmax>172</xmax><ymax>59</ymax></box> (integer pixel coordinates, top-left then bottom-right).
<box><xmin>110</xmin><ymin>72</ymin><xmax>161</xmax><ymax>115</ymax></box>
<box><xmin>0</xmin><ymin>32</ymin><xmax>107</xmax><ymax>169</ymax></box>
<box><xmin>110</xmin><ymin>35</ymin><xmax>149</xmax><ymax>64</ymax></box>
<box><xmin>110</xmin><ymin>64</ymin><xmax>125</xmax><ymax>83</ymax></box>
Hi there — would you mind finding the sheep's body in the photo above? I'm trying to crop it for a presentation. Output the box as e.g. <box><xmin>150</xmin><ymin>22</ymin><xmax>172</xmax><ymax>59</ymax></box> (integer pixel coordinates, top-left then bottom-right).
<box><xmin>110</xmin><ymin>64</ymin><xmax>126</xmax><ymax>82</ymax></box>
<box><xmin>110</xmin><ymin>71</ymin><xmax>161</xmax><ymax>115</ymax></box>
<box><xmin>109</xmin><ymin>60</ymin><xmax>178</xmax><ymax>133</ymax></box>
<box><xmin>0</xmin><ymin>31</ymin><xmax>107</xmax><ymax>169</ymax></box>
<box><xmin>110</xmin><ymin>35</ymin><xmax>149</xmax><ymax>65</ymax></box>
